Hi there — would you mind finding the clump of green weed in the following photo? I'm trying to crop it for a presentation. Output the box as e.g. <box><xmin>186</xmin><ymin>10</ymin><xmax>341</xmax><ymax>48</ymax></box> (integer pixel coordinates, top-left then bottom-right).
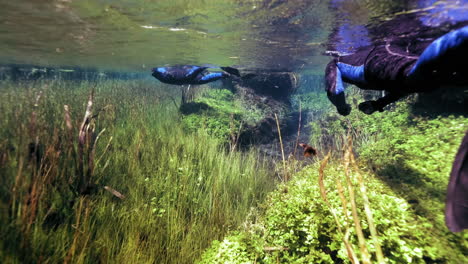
<box><xmin>181</xmin><ymin>89</ymin><xmax>243</xmax><ymax>141</ymax></box>
<box><xmin>198</xmin><ymin>158</ymin><xmax>448</xmax><ymax>263</ymax></box>
<box><xmin>180</xmin><ymin>88</ymin><xmax>285</xmax><ymax>143</ymax></box>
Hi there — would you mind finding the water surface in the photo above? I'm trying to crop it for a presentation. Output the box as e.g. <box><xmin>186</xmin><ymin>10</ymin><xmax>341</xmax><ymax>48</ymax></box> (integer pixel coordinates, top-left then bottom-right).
<box><xmin>0</xmin><ymin>0</ymin><xmax>466</xmax><ymax>73</ymax></box>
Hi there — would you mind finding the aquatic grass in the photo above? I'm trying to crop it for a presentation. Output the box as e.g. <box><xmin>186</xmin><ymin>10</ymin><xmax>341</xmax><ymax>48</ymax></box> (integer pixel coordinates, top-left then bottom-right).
<box><xmin>0</xmin><ymin>78</ymin><xmax>275</xmax><ymax>263</ymax></box>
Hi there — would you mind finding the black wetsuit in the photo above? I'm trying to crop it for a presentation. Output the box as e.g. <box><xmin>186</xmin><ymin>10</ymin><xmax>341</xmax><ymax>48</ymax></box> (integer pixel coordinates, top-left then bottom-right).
<box><xmin>325</xmin><ymin>25</ymin><xmax>468</xmax><ymax>115</ymax></box>
<box><xmin>446</xmin><ymin>131</ymin><xmax>468</xmax><ymax>232</ymax></box>
<box><xmin>151</xmin><ymin>65</ymin><xmax>240</xmax><ymax>85</ymax></box>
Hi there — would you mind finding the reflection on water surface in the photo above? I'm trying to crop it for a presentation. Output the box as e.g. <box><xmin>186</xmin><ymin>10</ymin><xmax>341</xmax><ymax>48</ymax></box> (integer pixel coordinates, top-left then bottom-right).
<box><xmin>0</xmin><ymin>0</ymin><xmax>466</xmax><ymax>73</ymax></box>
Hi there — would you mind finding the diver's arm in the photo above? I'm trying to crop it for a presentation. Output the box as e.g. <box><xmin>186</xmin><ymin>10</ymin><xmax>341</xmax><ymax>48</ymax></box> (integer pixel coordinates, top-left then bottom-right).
<box><xmin>193</xmin><ymin>72</ymin><xmax>227</xmax><ymax>84</ymax></box>
<box><xmin>325</xmin><ymin>60</ymin><xmax>351</xmax><ymax>116</ymax></box>
<box><xmin>185</xmin><ymin>66</ymin><xmax>208</xmax><ymax>78</ymax></box>
<box><xmin>358</xmin><ymin>91</ymin><xmax>407</xmax><ymax>114</ymax></box>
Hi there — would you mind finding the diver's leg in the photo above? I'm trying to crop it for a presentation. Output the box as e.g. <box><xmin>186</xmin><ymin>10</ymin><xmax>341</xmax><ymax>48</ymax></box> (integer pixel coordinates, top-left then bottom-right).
<box><xmin>220</xmin><ymin>67</ymin><xmax>241</xmax><ymax>77</ymax></box>
<box><xmin>194</xmin><ymin>72</ymin><xmax>227</xmax><ymax>84</ymax></box>
<box><xmin>358</xmin><ymin>91</ymin><xmax>407</xmax><ymax>114</ymax></box>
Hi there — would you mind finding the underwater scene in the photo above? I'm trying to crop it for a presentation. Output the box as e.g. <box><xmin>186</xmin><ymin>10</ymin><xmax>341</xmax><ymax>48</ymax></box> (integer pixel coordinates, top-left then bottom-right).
<box><xmin>0</xmin><ymin>0</ymin><xmax>467</xmax><ymax>263</ymax></box>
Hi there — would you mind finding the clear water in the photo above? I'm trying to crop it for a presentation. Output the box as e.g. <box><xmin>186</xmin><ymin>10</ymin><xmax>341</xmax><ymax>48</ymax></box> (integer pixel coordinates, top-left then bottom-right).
<box><xmin>1</xmin><ymin>0</ymin><xmax>466</xmax><ymax>74</ymax></box>
<box><xmin>0</xmin><ymin>1</ymin><xmax>467</xmax><ymax>263</ymax></box>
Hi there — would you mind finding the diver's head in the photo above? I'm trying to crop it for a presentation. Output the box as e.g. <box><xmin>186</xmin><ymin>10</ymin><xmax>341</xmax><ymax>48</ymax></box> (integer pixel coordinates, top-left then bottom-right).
<box><xmin>151</xmin><ymin>67</ymin><xmax>167</xmax><ymax>80</ymax></box>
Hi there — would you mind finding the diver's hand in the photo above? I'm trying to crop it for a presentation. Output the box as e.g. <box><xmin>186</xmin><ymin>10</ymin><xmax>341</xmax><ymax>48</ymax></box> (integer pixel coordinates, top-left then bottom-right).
<box><xmin>358</xmin><ymin>101</ymin><xmax>383</xmax><ymax>115</ymax></box>
<box><xmin>337</xmin><ymin>104</ymin><xmax>351</xmax><ymax>116</ymax></box>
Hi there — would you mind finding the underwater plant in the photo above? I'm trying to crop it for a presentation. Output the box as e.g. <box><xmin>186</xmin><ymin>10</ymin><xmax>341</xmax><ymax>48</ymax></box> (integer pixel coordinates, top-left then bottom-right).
<box><xmin>0</xmin><ymin>79</ymin><xmax>275</xmax><ymax>264</ymax></box>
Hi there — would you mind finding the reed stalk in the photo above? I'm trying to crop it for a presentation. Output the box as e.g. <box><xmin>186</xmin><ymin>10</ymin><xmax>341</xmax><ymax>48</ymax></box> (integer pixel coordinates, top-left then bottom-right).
<box><xmin>344</xmin><ymin>139</ymin><xmax>371</xmax><ymax>264</ymax></box>
<box><xmin>293</xmin><ymin>101</ymin><xmax>302</xmax><ymax>157</ymax></box>
<box><xmin>318</xmin><ymin>151</ymin><xmax>359</xmax><ymax>264</ymax></box>
<box><xmin>275</xmin><ymin>113</ymin><xmax>287</xmax><ymax>181</ymax></box>
<box><xmin>350</xmin><ymin>145</ymin><xmax>385</xmax><ymax>264</ymax></box>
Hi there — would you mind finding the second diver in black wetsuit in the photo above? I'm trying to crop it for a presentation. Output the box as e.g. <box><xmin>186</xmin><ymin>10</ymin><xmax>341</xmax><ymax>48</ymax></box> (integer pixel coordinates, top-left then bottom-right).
<box><xmin>445</xmin><ymin>131</ymin><xmax>468</xmax><ymax>232</ymax></box>
<box><xmin>325</xmin><ymin>25</ymin><xmax>468</xmax><ymax>116</ymax></box>
<box><xmin>151</xmin><ymin>65</ymin><xmax>241</xmax><ymax>85</ymax></box>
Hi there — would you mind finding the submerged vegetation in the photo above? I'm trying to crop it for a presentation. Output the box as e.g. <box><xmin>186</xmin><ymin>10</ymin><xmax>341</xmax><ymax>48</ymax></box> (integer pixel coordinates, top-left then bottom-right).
<box><xmin>181</xmin><ymin>88</ymin><xmax>245</xmax><ymax>142</ymax></box>
<box><xmin>1</xmin><ymin>1</ymin><xmax>467</xmax><ymax>263</ymax></box>
<box><xmin>0</xmin><ymin>78</ymin><xmax>466</xmax><ymax>264</ymax></box>
<box><xmin>180</xmin><ymin>82</ymin><xmax>291</xmax><ymax>150</ymax></box>
<box><xmin>200</xmin><ymin>157</ymin><xmax>437</xmax><ymax>263</ymax></box>
<box><xmin>0</xmin><ymin>79</ymin><xmax>275</xmax><ymax>263</ymax></box>
<box><xmin>197</xmin><ymin>86</ymin><xmax>468</xmax><ymax>263</ymax></box>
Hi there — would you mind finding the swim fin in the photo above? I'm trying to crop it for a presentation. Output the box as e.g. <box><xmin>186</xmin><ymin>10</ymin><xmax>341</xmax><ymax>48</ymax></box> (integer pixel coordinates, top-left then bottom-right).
<box><xmin>220</xmin><ymin>66</ymin><xmax>241</xmax><ymax>77</ymax></box>
<box><xmin>241</xmin><ymin>73</ymin><xmax>257</xmax><ymax>79</ymax></box>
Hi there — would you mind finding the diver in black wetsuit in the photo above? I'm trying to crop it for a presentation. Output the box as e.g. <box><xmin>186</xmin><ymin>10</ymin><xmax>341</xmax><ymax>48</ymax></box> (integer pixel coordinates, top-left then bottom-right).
<box><xmin>151</xmin><ymin>65</ymin><xmax>241</xmax><ymax>85</ymax></box>
<box><xmin>325</xmin><ymin>25</ymin><xmax>468</xmax><ymax>116</ymax></box>
<box><xmin>446</xmin><ymin>131</ymin><xmax>468</xmax><ymax>232</ymax></box>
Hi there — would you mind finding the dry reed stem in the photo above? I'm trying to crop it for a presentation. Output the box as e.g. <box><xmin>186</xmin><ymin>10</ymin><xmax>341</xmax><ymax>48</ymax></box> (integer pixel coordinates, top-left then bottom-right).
<box><xmin>334</xmin><ymin>164</ymin><xmax>357</xmax><ymax>262</ymax></box>
<box><xmin>318</xmin><ymin>152</ymin><xmax>332</xmax><ymax>204</ymax></box>
<box><xmin>104</xmin><ymin>186</ymin><xmax>126</xmax><ymax>200</ymax></box>
<box><xmin>76</xmin><ymin>205</ymin><xmax>92</xmax><ymax>263</ymax></box>
<box><xmin>24</xmin><ymin>173</ymin><xmax>41</xmax><ymax>235</ymax></box>
<box><xmin>89</xmin><ymin>128</ymin><xmax>106</xmax><ymax>175</ymax></box>
<box><xmin>29</xmin><ymin>91</ymin><xmax>42</xmax><ymax>137</ymax></box>
<box><xmin>274</xmin><ymin>113</ymin><xmax>287</xmax><ymax>181</ymax></box>
<box><xmin>64</xmin><ymin>105</ymin><xmax>73</xmax><ymax>131</ymax></box>
<box><xmin>22</xmin><ymin>90</ymin><xmax>44</xmax><ymax>235</ymax></box>
<box><xmin>343</xmin><ymin>228</ymin><xmax>359</xmax><ymax>264</ymax></box>
<box><xmin>95</xmin><ymin>136</ymin><xmax>113</xmax><ymax>167</ymax></box>
<box><xmin>65</xmin><ymin>198</ymin><xmax>85</xmax><ymax>264</ymax></box>
<box><xmin>350</xmin><ymin>149</ymin><xmax>385</xmax><ymax>264</ymax></box>
<box><xmin>63</xmin><ymin>104</ymin><xmax>79</xmax><ymax>185</ymax></box>
<box><xmin>344</xmin><ymin>138</ymin><xmax>371</xmax><ymax>264</ymax></box>
<box><xmin>78</xmin><ymin>90</ymin><xmax>95</xmax><ymax>194</ymax></box>
<box><xmin>229</xmin><ymin>114</ymin><xmax>243</xmax><ymax>153</ymax></box>
<box><xmin>336</xmin><ymin>174</ymin><xmax>349</xmax><ymax>220</ymax></box>
<box><xmin>318</xmin><ymin>152</ymin><xmax>359</xmax><ymax>264</ymax></box>
<box><xmin>11</xmin><ymin>157</ymin><xmax>24</xmax><ymax>219</ymax></box>
<box><xmin>293</xmin><ymin>102</ymin><xmax>302</xmax><ymax>158</ymax></box>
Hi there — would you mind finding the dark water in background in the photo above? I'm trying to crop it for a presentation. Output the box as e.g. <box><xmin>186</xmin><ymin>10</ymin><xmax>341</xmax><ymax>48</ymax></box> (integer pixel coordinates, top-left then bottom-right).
<box><xmin>0</xmin><ymin>0</ymin><xmax>467</xmax><ymax>74</ymax></box>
